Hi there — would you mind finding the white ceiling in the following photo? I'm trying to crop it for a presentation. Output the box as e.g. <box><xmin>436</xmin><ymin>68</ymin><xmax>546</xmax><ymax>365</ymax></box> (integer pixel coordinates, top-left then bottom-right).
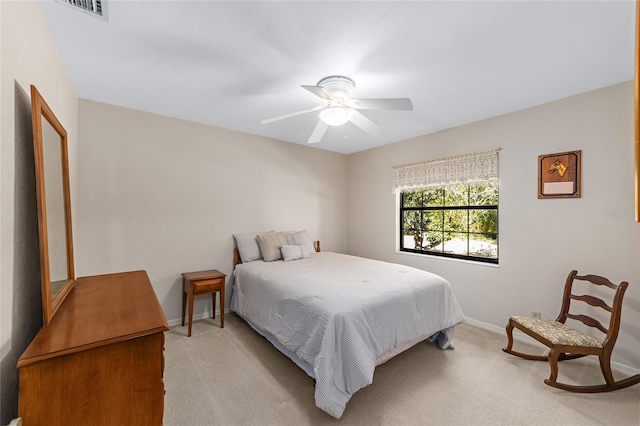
<box><xmin>39</xmin><ymin>0</ymin><xmax>636</xmax><ymax>154</ymax></box>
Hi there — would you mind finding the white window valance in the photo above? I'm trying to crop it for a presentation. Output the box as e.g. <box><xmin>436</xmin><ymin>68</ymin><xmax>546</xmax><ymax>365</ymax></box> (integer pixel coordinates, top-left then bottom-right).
<box><xmin>392</xmin><ymin>148</ymin><xmax>500</xmax><ymax>194</ymax></box>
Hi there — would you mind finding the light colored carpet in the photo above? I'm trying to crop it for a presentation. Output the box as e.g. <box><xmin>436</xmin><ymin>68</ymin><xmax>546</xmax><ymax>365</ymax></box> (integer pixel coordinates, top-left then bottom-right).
<box><xmin>164</xmin><ymin>314</ymin><xmax>640</xmax><ymax>425</ymax></box>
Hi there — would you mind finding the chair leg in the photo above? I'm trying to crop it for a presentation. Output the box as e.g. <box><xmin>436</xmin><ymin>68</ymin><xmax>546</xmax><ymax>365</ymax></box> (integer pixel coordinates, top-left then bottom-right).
<box><xmin>502</xmin><ymin>321</ymin><xmax>551</xmax><ymax>361</ymax></box>
<box><xmin>545</xmin><ymin>348</ymin><xmax>561</xmax><ymax>386</ymax></box>
<box><xmin>504</xmin><ymin>322</ymin><xmax>514</xmax><ymax>351</ymax></box>
<box><xmin>599</xmin><ymin>352</ymin><xmax>615</xmax><ymax>386</ymax></box>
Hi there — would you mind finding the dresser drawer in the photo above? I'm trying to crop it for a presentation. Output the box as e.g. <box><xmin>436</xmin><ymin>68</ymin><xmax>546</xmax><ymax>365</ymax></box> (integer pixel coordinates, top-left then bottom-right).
<box><xmin>193</xmin><ymin>278</ymin><xmax>223</xmax><ymax>293</ymax></box>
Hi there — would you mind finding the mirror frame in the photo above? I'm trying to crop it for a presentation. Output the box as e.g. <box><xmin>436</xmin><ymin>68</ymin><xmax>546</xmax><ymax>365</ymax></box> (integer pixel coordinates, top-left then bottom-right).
<box><xmin>31</xmin><ymin>85</ymin><xmax>75</xmax><ymax>326</ymax></box>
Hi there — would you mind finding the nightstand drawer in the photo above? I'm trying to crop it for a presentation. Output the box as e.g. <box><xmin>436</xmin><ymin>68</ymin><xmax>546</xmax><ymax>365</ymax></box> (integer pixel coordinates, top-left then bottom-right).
<box><xmin>193</xmin><ymin>278</ymin><xmax>223</xmax><ymax>293</ymax></box>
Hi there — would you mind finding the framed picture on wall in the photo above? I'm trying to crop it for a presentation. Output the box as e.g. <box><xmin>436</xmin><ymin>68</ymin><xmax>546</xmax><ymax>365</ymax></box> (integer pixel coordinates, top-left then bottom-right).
<box><xmin>538</xmin><ymin>150</ymin><xmax>581</xmax><ymax>199</ymax></box>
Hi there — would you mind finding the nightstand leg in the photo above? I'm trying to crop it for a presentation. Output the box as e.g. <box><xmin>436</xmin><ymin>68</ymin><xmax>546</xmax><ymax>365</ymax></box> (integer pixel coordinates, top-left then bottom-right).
<box><xmin>212</xmin><ymin>293</ymin><xmax>216</xmax><ymax>319</ymax></box>
<box><xmin>188</xmin><ymin>285</ymin><xmax>195</xmax><ymax>337</ymax></box>
<box><xmin>220</xmin><ymin>285</ymin><xmax>225</xmax><ymax>328</ymax></box>
<box><xmin>181</xmin><ymin>279</ymin><xmax>187</xmax><ymax>327</ymax></box>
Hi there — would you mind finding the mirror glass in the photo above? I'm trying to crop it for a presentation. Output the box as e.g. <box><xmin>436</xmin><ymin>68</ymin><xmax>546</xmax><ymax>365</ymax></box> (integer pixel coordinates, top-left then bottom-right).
<box><xmin>31</xmin><ymin>85</ymin><xmax>75</xmax><ymax>326</ymax></box>
<box><xmin>42</xmin><ymin>118</ymin><xmax>68</xmax><ymax>294</ymax></box>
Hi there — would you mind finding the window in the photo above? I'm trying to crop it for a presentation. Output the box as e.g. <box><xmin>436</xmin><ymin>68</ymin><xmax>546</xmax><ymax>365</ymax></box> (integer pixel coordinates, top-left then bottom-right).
<box><xmin>393</xmin><ymin>148</ymin><xmax>500</xmax><ymax>264</ymax></box>
<box><xmin>400</xmin><ymin>183</ymin><xmax>498</xmax><ymax>263</ymax></box>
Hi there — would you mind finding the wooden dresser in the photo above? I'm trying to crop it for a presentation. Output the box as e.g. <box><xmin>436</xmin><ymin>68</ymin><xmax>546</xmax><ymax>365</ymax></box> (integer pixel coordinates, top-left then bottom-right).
<box><xmin>17</xmin><ymin>270</ymin><xmax>169</xmax><ymax>425</ymax></box>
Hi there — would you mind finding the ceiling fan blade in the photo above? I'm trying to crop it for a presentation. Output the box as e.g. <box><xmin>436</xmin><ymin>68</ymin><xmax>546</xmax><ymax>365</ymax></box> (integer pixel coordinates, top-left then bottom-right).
<box><xmin>301</xmin><ymin>85</ymin><xmax>335</xmax><ymax>100</ymax></box>
<box><xmin>307</xmin><ymin>120</ymin><xmax>329</xmax><ymax>144</ymax></box>
<box><xmin>349</xmin><ymin>110</ymin><xmax>386</xmax><ymax>139</ymax></box>
<box><xmin>260</xmin><ymin>105</ymin><xmax>323</xmax><ymax>124</ymax></box>
<box><xmin>347</xmin><ymin>98</ymin><xmax>413</xmax><ymax>111</ymax></box>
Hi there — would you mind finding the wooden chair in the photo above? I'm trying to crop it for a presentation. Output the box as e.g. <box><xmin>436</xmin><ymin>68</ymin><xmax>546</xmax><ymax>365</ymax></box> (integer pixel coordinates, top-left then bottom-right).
<box><xmin>502</xmin><ymin>270</ymin><xmax>640</xmax><ymax>392</ymax></box>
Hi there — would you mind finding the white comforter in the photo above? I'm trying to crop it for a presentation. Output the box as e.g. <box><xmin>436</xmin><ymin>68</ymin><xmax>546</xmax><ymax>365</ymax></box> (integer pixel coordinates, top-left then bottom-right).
<box><xmin>231</xmin><ymin>252</ymin><xmax>465</xmax><ymax>418</ymax></box>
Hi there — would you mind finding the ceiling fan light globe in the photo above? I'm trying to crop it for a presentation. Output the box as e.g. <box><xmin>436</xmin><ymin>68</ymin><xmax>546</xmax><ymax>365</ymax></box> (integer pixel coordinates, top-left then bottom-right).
<box><xmin>319</xmin><ymin>106</ymin><xmax>353</xmax><ymax>126</ymax></box>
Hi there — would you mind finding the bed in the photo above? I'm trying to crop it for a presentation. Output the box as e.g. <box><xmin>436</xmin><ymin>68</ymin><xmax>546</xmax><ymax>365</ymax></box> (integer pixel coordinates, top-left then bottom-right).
<box><xmin>230</xmin><ymin>231</ymin><xmax>465</xmax><ymax>419</ymax></box>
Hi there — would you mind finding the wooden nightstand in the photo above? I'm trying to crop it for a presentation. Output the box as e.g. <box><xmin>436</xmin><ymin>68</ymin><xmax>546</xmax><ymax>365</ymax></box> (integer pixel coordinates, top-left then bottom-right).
<box><xmin>181</xmin><ymin>269</ymin><xmax>226</xmax><ymax>337</ymax></box>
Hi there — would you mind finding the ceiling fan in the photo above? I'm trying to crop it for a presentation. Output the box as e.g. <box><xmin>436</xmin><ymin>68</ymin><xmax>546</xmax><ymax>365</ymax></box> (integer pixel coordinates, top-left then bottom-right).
<box><xmin>261</xmin><ymin>76</ymin><xmax>413</xmax><ymax>144</ymax></box>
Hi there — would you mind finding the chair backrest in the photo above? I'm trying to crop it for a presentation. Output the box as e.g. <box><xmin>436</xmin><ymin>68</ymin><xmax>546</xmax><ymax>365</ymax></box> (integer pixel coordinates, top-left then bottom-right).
<box><xmin>556</xmin><ymin>270</ymin><xmax>629</xmax><ymax>349</ymax></box>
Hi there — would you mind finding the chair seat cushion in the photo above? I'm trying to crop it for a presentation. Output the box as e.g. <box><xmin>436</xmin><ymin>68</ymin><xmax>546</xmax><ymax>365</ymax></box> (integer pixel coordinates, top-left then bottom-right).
<box><xmin>511</xmin><ymin>316</ymin><xmax>603</xmax><ymax>348</ymax></box>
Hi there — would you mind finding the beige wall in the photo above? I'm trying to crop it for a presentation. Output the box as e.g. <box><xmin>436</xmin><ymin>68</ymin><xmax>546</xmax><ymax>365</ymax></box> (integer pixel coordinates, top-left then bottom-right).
<box><xmin>348</xmin><ymin>81</ymin><xmax>640</xmax><ymax>372</ymax></box>
<box><xmin>0</xmin><ymin>1</ymin><xmax>78</xmax><ymax>422</ymax></box>
<box><xmin>76</xmin><ymin>100</ymin><xmax>349</xmax><ymax>323</ymax></box>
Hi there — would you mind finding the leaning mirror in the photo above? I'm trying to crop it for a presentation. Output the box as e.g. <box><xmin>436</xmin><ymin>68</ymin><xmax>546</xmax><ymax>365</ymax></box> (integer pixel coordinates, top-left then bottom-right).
<box><xmin>31</xmin><ymin>85</ymin><xmax>75</xmax><ymax>326</ymax></box>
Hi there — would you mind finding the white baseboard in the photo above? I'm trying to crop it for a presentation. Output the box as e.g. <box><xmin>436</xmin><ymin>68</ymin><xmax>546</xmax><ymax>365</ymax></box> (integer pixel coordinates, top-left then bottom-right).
<box><xmin>464</xmin><ymin>316</ymin><xmax>640</xmax><ymax>376</ymax></box>
<box><xmin>464</xmin><ymin>317</ymin><xmax>508</xmax><ymax>336</ymax></box>
<box><xmin>166</xmin><ymin>308</ymin><xmax>230</xmax><ymax>327</ymax></box>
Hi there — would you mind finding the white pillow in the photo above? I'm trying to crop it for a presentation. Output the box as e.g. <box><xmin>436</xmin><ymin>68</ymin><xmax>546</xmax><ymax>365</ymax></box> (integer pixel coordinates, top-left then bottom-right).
<box><xmin>285</xmin><ymin>230</ymin><xmax>315</xmax><ymax>254</ymax></box>
<box><xmin>256</xmin><ymin>232</ymin><xmax>288</xmax><ymax>262</ymax></box>
<box><xmin>281</xmin><ymin>244</ymin><xmax>310</xmax><ymax>262</ymax></box>
<box><xmin>233</xmin><ymin>232</ymin><xmax>264</xmax><ymax>262</ymax></box>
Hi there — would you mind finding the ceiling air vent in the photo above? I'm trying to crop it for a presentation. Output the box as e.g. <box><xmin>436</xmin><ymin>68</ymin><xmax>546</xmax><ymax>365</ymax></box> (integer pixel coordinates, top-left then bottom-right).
<box><xmin>56</xmin><ymin>0</ymin><xmax>109</xmax><ymax>22</ymax></box>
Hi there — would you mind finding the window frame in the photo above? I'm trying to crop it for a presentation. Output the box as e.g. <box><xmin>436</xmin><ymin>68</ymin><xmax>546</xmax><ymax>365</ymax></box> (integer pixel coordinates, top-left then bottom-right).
<box><xmin>398</xmin><ymin>184</ymin><xmax>499</xmax><ymax>264</ymax></box>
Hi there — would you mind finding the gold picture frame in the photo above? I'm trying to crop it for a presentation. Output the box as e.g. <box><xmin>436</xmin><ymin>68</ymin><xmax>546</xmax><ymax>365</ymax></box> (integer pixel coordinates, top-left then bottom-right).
<box><xmin>538</xmin><ymin>150</ymin><xmax>581</xmax><ymax>199</ymax></box>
